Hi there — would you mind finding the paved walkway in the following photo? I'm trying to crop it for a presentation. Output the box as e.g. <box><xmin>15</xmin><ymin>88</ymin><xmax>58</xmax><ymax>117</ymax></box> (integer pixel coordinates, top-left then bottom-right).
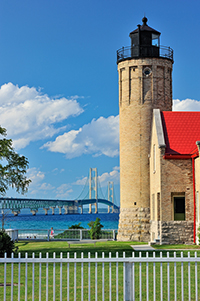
<box><xmin>131</xmin><ymin>244</ymin><xmax>155</xmax><ymax>251</ymax></box>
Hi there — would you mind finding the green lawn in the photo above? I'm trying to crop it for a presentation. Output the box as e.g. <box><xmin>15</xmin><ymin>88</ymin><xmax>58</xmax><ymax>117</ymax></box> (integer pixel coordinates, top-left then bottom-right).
<box><xmin>15</xmin><ymin>240</ymin><xmax>144</xmax><ymax>257</ymax></box>
<box><xmin>15</xmin><ymin>240</ymin><xmax>200</xmax><ymax>257</ymax></box>
<box><xmin>153</xmin><ymin>244</ymin><xmax>200</xmax><ymax>250</ymax></box>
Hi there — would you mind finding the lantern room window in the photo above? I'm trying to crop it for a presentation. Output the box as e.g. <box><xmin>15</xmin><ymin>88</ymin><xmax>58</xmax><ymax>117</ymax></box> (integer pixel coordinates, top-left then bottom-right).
<box><xmin>152</xmin><ymin>34</ymin><xmax>159</xmax><ymax>47</ymax></box>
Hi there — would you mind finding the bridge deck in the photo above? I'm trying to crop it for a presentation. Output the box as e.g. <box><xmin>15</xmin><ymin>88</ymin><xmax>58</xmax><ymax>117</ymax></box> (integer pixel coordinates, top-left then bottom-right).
<box><xmin>0</xmin><ymin>197</ymin><xmax>119</xmax><ymax>211</ymax></box>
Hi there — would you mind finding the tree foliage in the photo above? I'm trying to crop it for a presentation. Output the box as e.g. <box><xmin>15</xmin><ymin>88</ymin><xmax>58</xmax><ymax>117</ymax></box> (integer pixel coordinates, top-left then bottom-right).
<box><xmin>0</xmin><ymin>126</ymin><xmax>31</xmax><ymax>195</ymax></box>
<box><xmin>88</xmin><ymin>218</ymin><xmax>104</xmax><ymax>239</ymax></box>
<box><xmin>0</xmin><ymin>230</ymin><xmax>18</xmax><ymax>257</ymax></box>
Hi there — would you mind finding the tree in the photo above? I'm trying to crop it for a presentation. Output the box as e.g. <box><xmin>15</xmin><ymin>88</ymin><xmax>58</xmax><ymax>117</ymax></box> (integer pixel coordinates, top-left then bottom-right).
<box><xmin>0</xmin><ymin>126</ymin><xmax>31</xmax><ymax>195</ymax></box>
<box><xmin>0</xmin><ymin>126</ymin><xmax>31</xmax><ymax>229</ymax></box>
<box><xmin>88</xmin><ymin>218</ymin><xmax>103</xmax><ymax>240</ymax></box>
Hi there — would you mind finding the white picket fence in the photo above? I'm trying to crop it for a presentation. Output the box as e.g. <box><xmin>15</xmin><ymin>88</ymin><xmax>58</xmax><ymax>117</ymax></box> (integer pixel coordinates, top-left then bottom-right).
<box><xmin>0</xmin><ymin>251</ymin><xmax>200</xmax><ymax>301</ymax></box>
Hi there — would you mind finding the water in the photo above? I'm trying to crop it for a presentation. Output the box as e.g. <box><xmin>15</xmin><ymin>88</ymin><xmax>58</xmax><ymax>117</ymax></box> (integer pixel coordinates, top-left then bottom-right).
<box><xmin>1</xmin><ymin>211</ymin><xmax>119</xmax><ymax>230</ymax></box>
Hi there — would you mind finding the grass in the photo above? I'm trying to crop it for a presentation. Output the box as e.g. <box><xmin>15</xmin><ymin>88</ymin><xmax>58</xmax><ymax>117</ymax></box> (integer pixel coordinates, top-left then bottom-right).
<box><xmin>153</xmin><ymin>244</ymin><xmax>200</xmax><ymax>249</ymax></box>
<box><xmin>1</xmin><ymin>241</ymin><xmax>200</xmax><ymax>300</ymax></box>
<box><xmin>15</xmin><ymin>240</ymin><xmax>144</xmax><ymax>257</ymax></box>
<box><xmin>15</xmin><ymin>240</ymin><xmax>200</xmax><ymax>257</ymax></box>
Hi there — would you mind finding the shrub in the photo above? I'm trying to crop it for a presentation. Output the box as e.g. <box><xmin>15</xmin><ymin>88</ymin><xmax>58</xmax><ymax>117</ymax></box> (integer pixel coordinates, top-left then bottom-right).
<box><xmin>0</xmin><ymin>230</ymin><xmax>18</xmax><ymax>257</ymax></box>
<box><xmin>88</xmin><ymin>218</ymin><xmax>103</xmax><ymax>239</ymax></box>
<box><xmin>68</xmin><ymin>222</ymin><xmax>84</xmax><ymax>229</ymax></box>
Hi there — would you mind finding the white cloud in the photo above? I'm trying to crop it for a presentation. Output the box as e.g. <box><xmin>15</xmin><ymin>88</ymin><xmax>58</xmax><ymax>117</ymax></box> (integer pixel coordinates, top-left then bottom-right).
<box><xmin>26</xmin><ymin>167</ymin><xmax>54</xmax><ymax>195</ymax></box>
<box><xmin>43</xmin><ymin>115</ymin><xmax>119</xmax><ymax>158</ymax></box>
<box><xmin>0</xmin><ymin>82</ymin><xmax>83</xmax><ymax>149</ymax></box>
<box><xmin>173</xmin><ymin>98</ymin><xmax>200</xmax><ymax>111</ymax></box>
<box><xmin>39</xmin><ymin>183</ymin><xmax>54</xmax><ymax>191</ymax></box>
<box><xmin>98</xmin><ymin>166</ymin><xmax>120</xmax><ymax>187</ymax></box>
<box><xmin>73</xmin><ymin>166</ymin><xmax>120</xmax><ymax>187</ymax></box>
<box><xmin>27</xmin><ymin>167</ymin><xmax>45</xmax><ymax>185</ymax></box>
<box><xmin>74</xmin><ymin>176</ymin><xmax>88</xmax><ymax>186</ymax></box>
<box><xmin>51</xmin><ymin>168</ymin><xmax>65</xmax><ymax>175</ymax></box>
<box><xmin>55</xmin><ymin>184</ymin><xmax>73</xmax><ymax>199</ymax></box>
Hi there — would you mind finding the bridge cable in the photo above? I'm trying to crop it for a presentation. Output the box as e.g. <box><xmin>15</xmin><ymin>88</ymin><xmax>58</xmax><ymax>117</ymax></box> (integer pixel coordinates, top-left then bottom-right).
<box><xmin>98</xmin><ymin>179</ymin><xmax>106</xmax><ymax>200</ymax></box>
<box><xmin>75</xmin><ymin>176</ymin><xmax>89</xmax><ymax>200</ymax></box>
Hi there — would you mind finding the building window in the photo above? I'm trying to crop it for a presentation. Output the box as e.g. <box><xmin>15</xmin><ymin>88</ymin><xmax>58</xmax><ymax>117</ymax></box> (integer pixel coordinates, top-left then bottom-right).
<box><xmin>153</xmin><ymin>144</ymin><xmax>156</xmax><ymax>173</ymax></box>
<box><xmin>173</xmin><ymin>195</ymin><xmax>185</xmax><ymax>221</ymax></box>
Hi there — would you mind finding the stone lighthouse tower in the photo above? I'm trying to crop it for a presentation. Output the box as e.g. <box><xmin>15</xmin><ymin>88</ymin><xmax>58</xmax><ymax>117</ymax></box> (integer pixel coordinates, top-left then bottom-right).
<box><xmin>117</xmin><ymin>17</ymin><xmax>173</xmax><ymax>241</ymax></box>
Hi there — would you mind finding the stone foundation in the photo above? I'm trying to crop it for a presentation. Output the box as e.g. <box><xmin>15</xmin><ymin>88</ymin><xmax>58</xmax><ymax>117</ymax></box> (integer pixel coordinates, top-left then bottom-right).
<box><xmin>160</xmin><ymin>221</ymin><xmax>194</xmax><ymax>245</ymax></box>
<box><xmin>117</xmin><ymin>207</ymin><xmax>150</xmax><ymax>242</ymax></box>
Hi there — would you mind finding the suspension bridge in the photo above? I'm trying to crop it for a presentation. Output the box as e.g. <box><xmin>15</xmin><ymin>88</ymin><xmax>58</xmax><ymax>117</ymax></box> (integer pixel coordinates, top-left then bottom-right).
<box><xmin>0</xmin><ymin>168</ymin><xmax>119</xmax><ymax>216</ymax></box>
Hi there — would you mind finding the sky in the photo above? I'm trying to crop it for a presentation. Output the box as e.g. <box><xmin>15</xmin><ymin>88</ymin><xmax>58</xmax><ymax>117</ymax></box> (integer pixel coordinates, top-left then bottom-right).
<box><xmin>0</xmin><ymin>0</ymin><xmax>200</xmax><ymax>206</ymax></box>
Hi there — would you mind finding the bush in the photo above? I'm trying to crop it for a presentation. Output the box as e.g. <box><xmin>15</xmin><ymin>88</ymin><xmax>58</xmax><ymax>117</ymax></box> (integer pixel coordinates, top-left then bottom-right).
<box><xmin>88</xmin><ymin>218</ymin><xmax>103</xmax><ymax>239</ymax></box>
<box><xmin>0</xmin><ymin>230</ymin><xmax>18</xmax><ymax>257</ymax></box>
<box><xmin>68</xmin><ymin>222</ymin><xmax>84</xmax><ymax>229</ymax></box>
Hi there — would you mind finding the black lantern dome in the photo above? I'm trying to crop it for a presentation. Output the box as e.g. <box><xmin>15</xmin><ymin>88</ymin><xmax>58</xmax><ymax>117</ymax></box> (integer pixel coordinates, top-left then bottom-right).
<box><xmin>117</xmin><ymin>17</ymin><xmax>173</xmax><ymax>63</ymax></box>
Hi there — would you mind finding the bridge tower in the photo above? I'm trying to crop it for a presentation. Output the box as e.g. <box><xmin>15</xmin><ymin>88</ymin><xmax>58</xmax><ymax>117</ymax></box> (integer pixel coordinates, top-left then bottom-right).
<box><xmin>89</xmin><ymin>168</ymin><xmax>98</xmax><ymax>213</ymax></box>
<box><xmin>117</xmin><ymin>17</ymin><xmax>173</xmax><ymax>241</ymax></box>
<box><xmin>108</xmin><ymin>181</ymin><xmax>114</xmax><ymax>213</ymax></box>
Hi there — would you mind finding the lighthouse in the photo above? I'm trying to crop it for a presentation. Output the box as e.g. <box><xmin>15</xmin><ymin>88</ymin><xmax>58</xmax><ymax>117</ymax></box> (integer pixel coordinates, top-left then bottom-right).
<box><xmin>117</xmin><ymin>17</ymin><xmax>173</xmax><ymax>241</ymax></box>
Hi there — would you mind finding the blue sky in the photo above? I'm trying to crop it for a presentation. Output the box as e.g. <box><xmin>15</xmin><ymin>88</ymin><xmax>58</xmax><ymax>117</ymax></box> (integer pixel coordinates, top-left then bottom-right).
<box><xmin>0</xmin><ymin>0</ymin><xmax>200</xmax><ymax>206</ymax></box>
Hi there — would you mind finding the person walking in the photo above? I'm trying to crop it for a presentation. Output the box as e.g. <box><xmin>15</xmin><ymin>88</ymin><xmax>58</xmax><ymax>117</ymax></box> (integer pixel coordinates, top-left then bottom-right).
<box><xmin>50</xmin><ymin>227</ymin><xmax>54</xmax><ymax>239</ymax></box>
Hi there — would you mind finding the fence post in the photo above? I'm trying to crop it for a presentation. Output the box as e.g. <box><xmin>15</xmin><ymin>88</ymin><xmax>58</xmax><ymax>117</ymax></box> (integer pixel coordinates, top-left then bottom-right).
<box><xmin>125</xmin><ymin>262</ymin><xmax>133</xmax><ymax>301</ymax></box>
<box><xmin>47</xmin><ymin>230</ymin><xmax>50</xmax><ymax>241</ymax></box>
<box><xmin>113</xmin><ymin>230</ymin><xmax>115</xmax><ymax>241</ymax></box>
<box><xmin>80</xmin><ymin>230</ymin><xmax>82</xmax><ymax>240</ymax></box>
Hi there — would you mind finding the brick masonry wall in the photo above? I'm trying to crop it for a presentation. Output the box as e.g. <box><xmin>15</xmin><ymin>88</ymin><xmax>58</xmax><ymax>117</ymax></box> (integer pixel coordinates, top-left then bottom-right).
<box><xmin>160</xmin><ymin>221</ymin><xmax>193</xmax><ymax>244</ymax></box>
<box><xmin>118</xmin><ymin>57</ymin><xmax>173</xmax><ymax>241</ymax></box>
<box><xmin>160</xmin><ymin>157</ymin><xmax>193</xmax><ymax>222</ymax></box>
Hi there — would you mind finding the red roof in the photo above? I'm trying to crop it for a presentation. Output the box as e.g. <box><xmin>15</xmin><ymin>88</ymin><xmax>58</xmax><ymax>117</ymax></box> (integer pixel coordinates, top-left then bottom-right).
<box><xmin>161</xmin><ymin>111</ymin><xmax>200</xmax><ymax>155</ymax></box>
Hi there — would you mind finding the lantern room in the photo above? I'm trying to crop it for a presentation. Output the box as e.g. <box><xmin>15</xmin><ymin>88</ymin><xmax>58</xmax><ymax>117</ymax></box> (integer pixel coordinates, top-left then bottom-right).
<box><xmin>129</xmin><ymin>16</ymin><xmax>161</xmax><ymax>58</ymax></box>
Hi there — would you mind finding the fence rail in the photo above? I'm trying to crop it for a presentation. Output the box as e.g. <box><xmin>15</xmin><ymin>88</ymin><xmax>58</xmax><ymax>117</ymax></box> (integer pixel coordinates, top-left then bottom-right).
<box><xmin>6</xmin><ymin>228</ymin><xmax>117</xmax><ymax>241</ymax></box>
<box><xmin>0</xmin><ymin>251</ymin><xmax>200</xmax><ymax>300</ymax></box>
